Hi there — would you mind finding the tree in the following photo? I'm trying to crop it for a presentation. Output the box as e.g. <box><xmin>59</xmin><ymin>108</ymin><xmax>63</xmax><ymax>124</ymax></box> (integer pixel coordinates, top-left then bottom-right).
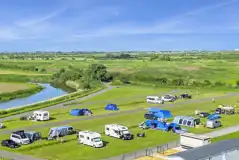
<box><xmin>150</xmin><ymin>54</ymin><xmax>159</xmax><ymax>61</ymax></box>
<box><xmin>88</xmin><ymin>64</ymin><xmax>107</xmax><ymax>81</ymax></box>
<box><xmin>236</xmin><ymin>80</ymin><xmax>239</xmax><ymax>87</ymax></box>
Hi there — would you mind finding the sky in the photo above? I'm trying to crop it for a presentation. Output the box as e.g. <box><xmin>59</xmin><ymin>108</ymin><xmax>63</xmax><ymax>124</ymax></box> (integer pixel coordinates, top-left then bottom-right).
<box><xmin>0</xmin><ymin>0</ymin><xmax>239</xmax><ymax>51</ymax></box>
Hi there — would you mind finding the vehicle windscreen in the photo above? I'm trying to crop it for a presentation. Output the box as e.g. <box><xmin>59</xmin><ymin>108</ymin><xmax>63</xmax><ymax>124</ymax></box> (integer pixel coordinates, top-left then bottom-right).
<box><xmin>93</xmin><ymin>138</ymin><xmax>102</xmax><ymax>142</ymax></box>
<box><xmin>122</xmin><ymin>130</ymin><xmax>130</xmax><ymax>135</ymax></box>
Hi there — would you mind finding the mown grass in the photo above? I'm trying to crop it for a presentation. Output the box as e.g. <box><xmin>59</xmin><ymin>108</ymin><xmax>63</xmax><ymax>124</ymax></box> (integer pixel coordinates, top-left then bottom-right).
<box><xmin>0</xmin><ymin>86</ymin><xmax>238</xmax><ymax>160</ymax></box>
<box><xmin>0</xmin><ymin>82</ymin><xmax>37</xmax><ymax>94</ymax></box>
<box><xmin>212</xmin><ymin>131</ymin><xmax>239</xmax><ymax>143</ymax></box>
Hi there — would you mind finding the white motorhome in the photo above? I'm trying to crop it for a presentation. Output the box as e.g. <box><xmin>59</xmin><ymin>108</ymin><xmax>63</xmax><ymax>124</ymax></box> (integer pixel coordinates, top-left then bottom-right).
<box><xmin>78</xmin><ymin>130</ymin><xmax>103</xmax><ymax>148</ymax></box>
<box><xmin>10</xmin><ymin>130</ymin><xmax>30</xmax><ymax>145</ymax></box>
<box><xmin>32</xmin><ymin>110</ymin><xmax>50</xmax><ymax>121</ymax></box>
<box><xmin>146</xmin><ymin>96</ymin><xmax>164</xmax><ymax>104</ymax></box>
<box><xmin>180</xmin><ymin>133</ymin><xmax>211</xmax><ymax>149</ymax></box>
<box><xmin>105</xmin><ymin>124</ymin><xmax>133</xmax><ymax>140</ymax></box>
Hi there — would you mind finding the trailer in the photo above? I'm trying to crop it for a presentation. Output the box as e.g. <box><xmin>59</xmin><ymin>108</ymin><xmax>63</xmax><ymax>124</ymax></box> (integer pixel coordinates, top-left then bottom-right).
<box><xmin>48</xmin><ymin>126</ymin><xmax>75</xmax><ymax>140</ymax></box>
<box><xmin>146</xmin><ymin>96</ymin><xmax>164</xmax><ymax>104</ymax></box>
<box><xmin>180</xmin><ymin>133</ymin><xmax>211</xmax><ymax>149</ymax></box>
<box><xmin>78</xmin><ymin>130</ymin><xmax>103</xmax><ymax>148</ymax></box>
<box><xmin>28</xmin><ymin>110</ymin><xmax>50</xmax><ymax>121</ymax></box>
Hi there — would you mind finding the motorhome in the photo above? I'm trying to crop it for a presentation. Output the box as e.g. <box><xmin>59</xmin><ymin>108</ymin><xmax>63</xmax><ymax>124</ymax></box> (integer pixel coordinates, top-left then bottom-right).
<box><xmin>105</xmin><ymin>124</ymin><xmax>133</xmax><ymax>140</ymax></box>
<box><xmin>48</xmin><ymin>126</ymin><xmax>75</xmax><ymax>140</ymax></box>
<box><xmin>180</xmin><ymin>133</ymin><xmax>211</xmax><ymax>149</ymax></box>
<box><xmin>10</xmin><ymin>130</ymin><xmax>30</xmax><ymax>145</ymax></box>
<box><xmin>146</xmin><ymin>96</ymin><xmax>164</xmax><ymax>104</ymax></box>
<box><xmin>32</xmin><ymin>110</ymin><xmax>50</xmax><ymax>121</ymax></box>
<box><xmin>78</xmin><ymin>130</ymin><xmax>103</xmax><ymax>148</ymax></box>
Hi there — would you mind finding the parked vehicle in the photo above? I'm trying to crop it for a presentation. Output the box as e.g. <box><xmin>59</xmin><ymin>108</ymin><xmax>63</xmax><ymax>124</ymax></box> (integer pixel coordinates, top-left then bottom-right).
<box><xmin>179</xmin><ymin>93</ymin><xmax>192</xmax><ymax>99</ymax></box>
<box><xmin>10</xmin><ymin>130</ymin><xmax>30</xmax><ymax>145</ymax></box>
<box><xmin>180</xmin><ymin>133</ymin><xmax>211</xmax><ymax>149</ymax></box>
<box><xmin>78</xmin><ymin>130</ymin><xmax>103</xmax><ymax>148</ymax></box>
<box><xmin>146</xmin><ymin>96</ymin><xmax>164</xmax><ymax>104</ymax></box>
<box><xmin>105</xmin><ymin>124</ymin><xmax>133</xmax><ymax>140</ymax></box>
<box><xmin>48</xmin><ymin>126</ymin><xmax>75</xmax><ymax>140</ymax></box>
<box><xmin>0</xmin><ymin>122</ymin><xmax>4</xmax><ymax>129</ymax></box>
<box><xmin>25</xmin><ymin>131</ymin><xmax>42</xmax><ymax>143</ymax></box>
<box><xmin>1</xmin><ymin>139</ymin><xmax>20</xmax><ymax>148</ymax></box>
<box><xmin>206</xmin><ymin>114</ymin><xmax>222</xmax><ymax>129</ymax></box>
<box><xmin>26</xmin><ymin>110</ymin><xmax>50</xmax><ymax>121</ymax></box>
<box><xmin>199</xmin><ymin>112</ymin><xmax>210</xmax><ymax>118</ymax></box>
<box><xmin>161</xmin><ymin>94</ymin><xmax>177</xmax><ymax>102</ymax></box>
<box><xmin>173</xmin><ymin>116</ymin><xmax>201</xmax><ymax>128</ymax></box>
<box><xmin>139</xmin><ymin>120</ymin><xmax>187</xmax><ymax>134</ymax></box>
<box><xmin>215</xmin><ymin>105</ymin><xmax>235</xmax><ymax>115</ymax></box>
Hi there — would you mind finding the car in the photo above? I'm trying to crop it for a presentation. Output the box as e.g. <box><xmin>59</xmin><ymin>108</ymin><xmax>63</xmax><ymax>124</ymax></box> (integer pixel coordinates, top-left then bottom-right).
<box><xmin>161</xmin><ymin>94</ymin><xmax>177</xmax><ymax>102</ymax></box>
<box><xmin>1</xmin><ymin>139</ymin><xmax>20</xmax><ymax>148</ymax></box>
<box><xmin>179</xmin><ymin>93</ymin><xmax>192</xmax><ymax>99</ymax></box>
<box><xmin>199</xmin><ymin>112</ymin><xmax>210</xmax><ymax>118</ymax></box>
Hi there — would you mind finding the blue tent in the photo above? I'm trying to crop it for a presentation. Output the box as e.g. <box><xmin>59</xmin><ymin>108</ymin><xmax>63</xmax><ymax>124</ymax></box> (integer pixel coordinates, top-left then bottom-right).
<box><xmin>105</xmin><ymin>104</ymin><xmax>119</xmax><ymax>111</ymax></box>
<box><xmin>208</xmin><ymin>114</ymin><xmax>221</xmax><ymax>120</ymax></box>
<box><xmin>69</xmin><ymin>109</ymin><xmax>92</xmax><ymax>116</ymax></box>
<box><xmin>148</xmin><ymin>108</ymin><xmax>173</xmax><ymax>119</ymax></box>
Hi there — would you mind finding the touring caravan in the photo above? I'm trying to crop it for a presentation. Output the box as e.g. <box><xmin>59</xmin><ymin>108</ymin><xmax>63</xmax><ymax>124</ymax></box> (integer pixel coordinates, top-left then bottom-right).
<box><xmin>78</xmin><ymin>130</ymin><xmax>103</xmax><ymax>148</ymax></box>
<box><xmin>48</xmin><ymin>126</ymin><xmax>75</xmax><ymax>140</ymax></box>
<box><xmin>32</xmin><ymin>110</ymin><xmax>50</xmax><ymax>121</ymax></box>
<box><xmin>105</xmin><ymin>124</ymin><xmax>133</xmax><ymax>140</ymax></box>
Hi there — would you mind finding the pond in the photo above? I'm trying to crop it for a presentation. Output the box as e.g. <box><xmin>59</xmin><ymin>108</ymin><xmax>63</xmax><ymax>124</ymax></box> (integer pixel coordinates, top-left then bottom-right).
<box><xmin>0</xmin><ymin>84</ymin><xmax>68</xmax><ymax>110</ymax></box>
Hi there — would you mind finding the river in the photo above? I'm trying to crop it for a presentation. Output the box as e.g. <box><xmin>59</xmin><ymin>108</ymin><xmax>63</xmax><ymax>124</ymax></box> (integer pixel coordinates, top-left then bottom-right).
<box><xmin>0</xmin><ymin>84</ymin><xmax>68</xmax><ymax>110</ymax></box>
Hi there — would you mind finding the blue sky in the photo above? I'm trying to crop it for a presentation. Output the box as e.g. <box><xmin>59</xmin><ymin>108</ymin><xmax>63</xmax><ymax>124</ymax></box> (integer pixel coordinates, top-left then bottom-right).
<box><xmin>0</xmin><ymin>0</ymin><xmax>239</xmax><ymax>51</ymax></box>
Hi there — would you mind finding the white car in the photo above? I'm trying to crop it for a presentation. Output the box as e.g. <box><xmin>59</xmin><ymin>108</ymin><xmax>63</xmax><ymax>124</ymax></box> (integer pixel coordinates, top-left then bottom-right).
<box><xmin>10</xmin><ymin>130</ymin><xmax>30</xmax><ymax>145</ymax></box>
<box><xmin>146</xmin><ymin>96</ymin><xmax>164</xmax><ymax>104</ymax></box>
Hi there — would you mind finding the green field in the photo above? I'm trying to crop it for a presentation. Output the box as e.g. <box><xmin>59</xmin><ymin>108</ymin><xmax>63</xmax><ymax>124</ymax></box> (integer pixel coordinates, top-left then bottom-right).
<box><xmin>0</xmin><ymin>85</ymin><xmax>238</xmax><ymax>160</ymax></box>
<box><xmin>213</xmin><ymin>131</ymin><xmax>239</xmax><ymax>142</ymax></box>
<box><xmin>0</xmin><ymin>82</ymin><xmax>37</xmax><ymax>94</ymax></box>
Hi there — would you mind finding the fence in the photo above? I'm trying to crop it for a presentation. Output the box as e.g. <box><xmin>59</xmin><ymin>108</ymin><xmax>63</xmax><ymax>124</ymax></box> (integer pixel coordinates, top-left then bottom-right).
<box><xmin>105</xmin><ymin>140</ymin><xmax>180</xmax><ymax>160</ymax></box>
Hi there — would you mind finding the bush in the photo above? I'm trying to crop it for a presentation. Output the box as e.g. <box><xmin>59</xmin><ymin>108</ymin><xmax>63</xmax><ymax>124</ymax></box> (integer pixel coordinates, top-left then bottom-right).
<box><xmin>236</xmin><ymin>80</ymin><xmax>239</xmax><ymax>86</ymax></box>
<box><xmin>172</xmin><ymin>79</ymin><xmax>184</xmax><ymax>86</ymax></box>
<box><xmin>156</xmin><ymin>77</ymin><xmax>168</xmax><ymax>84</ymax></box>
<box><xmin>204</xmin><ymin>80</ymin><xmax>211</xmax><ymax>86</ymax></box>
<box><xmin>111</xmin><ymin>80</ymin><xmax>124</xmax><ymax>85</ymax></box>
<box><xmin>214</xmin><ymin>81</ymin><xmax>225</xmax><ymax>86</ymax></box>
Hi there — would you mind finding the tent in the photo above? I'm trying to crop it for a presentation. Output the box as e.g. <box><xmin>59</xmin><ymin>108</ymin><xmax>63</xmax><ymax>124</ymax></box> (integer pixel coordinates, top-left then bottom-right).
<box><xmin>105</xmin><ymin>104</ymin><xmax>119</xmax><ymax>111</ymax></box>
<box><xmin>147</xmin><ymin>108</ymin><xmax>173</xmax><ymax>119</ymax></box>
<box><xmin>69</xmin><ymin>109</ymin><xmax>92</xmax><ymax>116</ymax></box>
<box><xmin>208</xmin><ymin>114</ymin><xmax>221</xmax><ymax>120</ymax></box>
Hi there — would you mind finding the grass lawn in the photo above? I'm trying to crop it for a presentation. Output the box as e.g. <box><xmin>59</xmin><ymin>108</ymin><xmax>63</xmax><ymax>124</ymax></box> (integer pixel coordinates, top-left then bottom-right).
<box><xmin>0</xmin><ymin>69</ymin><xmax>50</xmax><ymax>76</ymax></box>
<box><xmin>0</xmin><ymin>86</ymin><xmax>238</xmax><ymax>160</ymax></box>
<box><xmin>212</xmin><ymin>131</ymin><xmax>239</xmax><ymax>143</ymax></box>
<box><xmin>0</xmin><ymin>82</ymin><xmax>38</xmax><ymax>94</ymax></box>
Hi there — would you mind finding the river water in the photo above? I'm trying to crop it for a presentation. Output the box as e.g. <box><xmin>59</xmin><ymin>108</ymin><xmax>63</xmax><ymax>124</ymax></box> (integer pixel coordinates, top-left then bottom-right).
<box><xmin>0</xmin><ymin>84</ymin><xmax>68</xmax><ymax>110</ymax></box>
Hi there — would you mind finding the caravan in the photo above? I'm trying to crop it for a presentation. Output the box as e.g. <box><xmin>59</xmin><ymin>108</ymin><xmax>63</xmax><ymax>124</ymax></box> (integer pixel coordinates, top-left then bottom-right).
<box><xmin>105</xmin><ymin>124</ymin><xmax>133</xmax><ymax>140</ymax></box>
<box><xmin>146</xmin><ymin>96</ymin><xmax>164</xmax><ymax>104</ymax></box>
<box><xmin>48</xmin><ymin>126</ymin><xmax>75</xmax><ymax>140</ymax></box>
<box><xmin>78</xmin><ymin>130</ymin><xmax>103</xmax><ymax>148</ymax></box>
<box><xmin>32</xmin><ymin>110</ymin><xmax>50</xmax><ymax>121</ymax></box>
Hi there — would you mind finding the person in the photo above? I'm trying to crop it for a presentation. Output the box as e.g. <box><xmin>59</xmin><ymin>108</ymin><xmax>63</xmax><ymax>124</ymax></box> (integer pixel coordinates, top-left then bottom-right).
<box><xmin>212</xmin><ymin>98</ymin><xmax>215</xmax><ymax>103</ymax></box>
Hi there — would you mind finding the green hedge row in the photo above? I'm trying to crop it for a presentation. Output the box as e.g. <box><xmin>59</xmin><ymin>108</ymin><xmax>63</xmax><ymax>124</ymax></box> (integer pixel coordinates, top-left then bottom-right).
<box><xmin>0</xmin><ymin>86</ymin><xmax>106</xmax><ymax>118</ymax></box>
<box><xmin>0</xmin><ymin>85</ymin><xmax>43</xmax><ymax>103</ymax></box>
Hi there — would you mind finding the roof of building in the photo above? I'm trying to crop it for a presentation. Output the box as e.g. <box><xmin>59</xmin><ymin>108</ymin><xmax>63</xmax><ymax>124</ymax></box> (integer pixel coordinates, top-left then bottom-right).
<box><xmin>169</xmin><ymin>139</ymin><xmax>239</xmax><ymax>160</ymax></box>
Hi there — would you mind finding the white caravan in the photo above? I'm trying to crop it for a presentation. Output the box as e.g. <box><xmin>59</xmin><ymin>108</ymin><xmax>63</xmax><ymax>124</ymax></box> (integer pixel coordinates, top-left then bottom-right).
<box><xmin>32</xmin><ymin>110</ymin><xmax>50</xmax><ymax>121</ymax></box>
<box><xmin>146</xmin><ymin>96</ymin><xmax>164</xmax><ymax>104</ymax></box>
<box><xmin>10</xmin><ymin>130</ymin><xmax>30</xmax><ymax>145</ymax></box>
<box><xmin>78</xmin><ymin>130</ymin><xmax>103</xmax><ymax>148</ymax></box>
<box><xmin>180</xmin><ymin>133</ymin><xmax>211</xmax><ymax>149</ymax></box>
<box><xmin>105</xmin><ymin>124</ymin><xmax>133</xmax><ymax>140</ymax></box>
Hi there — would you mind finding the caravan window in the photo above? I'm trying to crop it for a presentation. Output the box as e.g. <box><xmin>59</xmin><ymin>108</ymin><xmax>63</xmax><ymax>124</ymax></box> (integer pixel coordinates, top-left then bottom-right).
<box><xmin>39</xmin><ymin>114</ymin><xmax>42</xmax><ymax>116</ymax></box>
<box><xmin>80</xmin><ymin>135</ymin><xmax>84</xmax><ymax>138</ymax></box>
<box><xmin>114</xmin><ymin>130</ymin><xmax>119</xmax><ymax>134</ymax></box>
<box><xmin>183</xmin><ymin>120</ymin><xmax>187</xmax><ymax>125</ymax></box>
<box><xmin>87</xmin><ymin>137</ymin><xmax>89</xmax><ymax>140</ymax></box>
<box><xmin>147</xmin><ymin>98</ymin><xmax>155</xmax><ymax>100</ymax></box>
<box><xmin>179</xmin><ymin>119</ymin><xmax>183</xmax><ymax>125</ymax></box>
<box><xmin>44</xmin><ymin>113</ymin><xmax>48</xmax><ymax>116</ymax></box>
<box><xmin>106</xmin><ymin>128</ymin><xmax>109</xmax><ymax>131</ymax></box>
<box><xmin>187</xmin><ymin>121</ymin><xmax>192</xmax><ymax>126</ymax></box>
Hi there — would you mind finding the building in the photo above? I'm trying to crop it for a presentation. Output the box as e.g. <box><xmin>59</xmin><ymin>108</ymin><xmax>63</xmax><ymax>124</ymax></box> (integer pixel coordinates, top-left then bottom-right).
<box><xmin>167</xmin><ymin>139</ymin><xmax>239</xmax><ymax>160</ymax></box>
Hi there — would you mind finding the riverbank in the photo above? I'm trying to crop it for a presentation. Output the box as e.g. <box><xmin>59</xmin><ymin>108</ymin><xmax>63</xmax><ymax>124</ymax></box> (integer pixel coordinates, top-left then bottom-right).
<box><xmin>0</xmin><ymin>82</ymin><xmax>43</xmax><ymax>103</ymax></box>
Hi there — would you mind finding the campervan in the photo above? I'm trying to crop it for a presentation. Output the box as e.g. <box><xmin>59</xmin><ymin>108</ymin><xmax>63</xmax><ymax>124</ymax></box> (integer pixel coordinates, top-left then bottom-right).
<box><xmin>161</xmin><ymin>94</ymin><xmax>177</xmax><ymax>102</ymax></box>
<box><xmin>105</xmin><ymin>124</ymin><xmax>133</xmax><ymax>140</ymax></box>
<box><xmin>206</xmin><ymin>119</ymin><xmax>221</xmax><ymax>129</ymax></box>
<box><xmin>78</xmin><ymin>130</ymin><xmax>103</xmax><ymax>148</ymax></box>
<box><xmin>32</xmin><ymin>110</ymin><xmax>50</xmax><ymax>121</ymax></box>
<box><xmin>146</xmin><ymin>96</ymin><xmax>164</xmax><ymax>104</ymax></box>
<box><xmin>10</xmin><ymin>130</ymin><xmax>30</xmax><ymax>145</ymax></box>
<box><xmin>48</xmin><ymin>126</ymin><xmax>75</xmax><ymax>140</ymax></box>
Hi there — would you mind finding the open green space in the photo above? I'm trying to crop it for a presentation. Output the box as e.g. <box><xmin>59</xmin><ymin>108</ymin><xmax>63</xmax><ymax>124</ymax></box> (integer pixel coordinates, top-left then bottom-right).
<box><xmin>0</xmin><ymin>82</ymin><xmax>37</xmax><ymax>94</ymax></box>
<box><xmin>212</xmin><ymin>131</ymin><xmax>239</xmax><ymax>143</ymax></box>
<box><xmin>0</xmin><ymin>85</ymin><xmax>238</xmax><ymax>160</ymax></box>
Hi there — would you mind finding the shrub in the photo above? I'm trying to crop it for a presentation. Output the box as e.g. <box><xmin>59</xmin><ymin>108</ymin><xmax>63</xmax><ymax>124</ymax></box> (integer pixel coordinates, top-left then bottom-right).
<box><xmin>172</xmin><ymin>79</ymin><xmax>184</xmax><ymax>86</ymax></box>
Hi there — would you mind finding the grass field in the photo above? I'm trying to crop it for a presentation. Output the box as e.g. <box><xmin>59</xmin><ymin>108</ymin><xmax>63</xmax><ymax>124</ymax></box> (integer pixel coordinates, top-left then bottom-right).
<box><xmin>0</xmin><ymin>85</ymin><xmax>239</xmax><ymax>160</ymax></box>
<box><xmin>212</xmin><ymin>131</ymin><xmax>239</xmax><ymax>142</ymax></box>
<box><xmin>0</xmin><ymin>82</ymin><xmax>37</xmax><ymax>94</ymax></box>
